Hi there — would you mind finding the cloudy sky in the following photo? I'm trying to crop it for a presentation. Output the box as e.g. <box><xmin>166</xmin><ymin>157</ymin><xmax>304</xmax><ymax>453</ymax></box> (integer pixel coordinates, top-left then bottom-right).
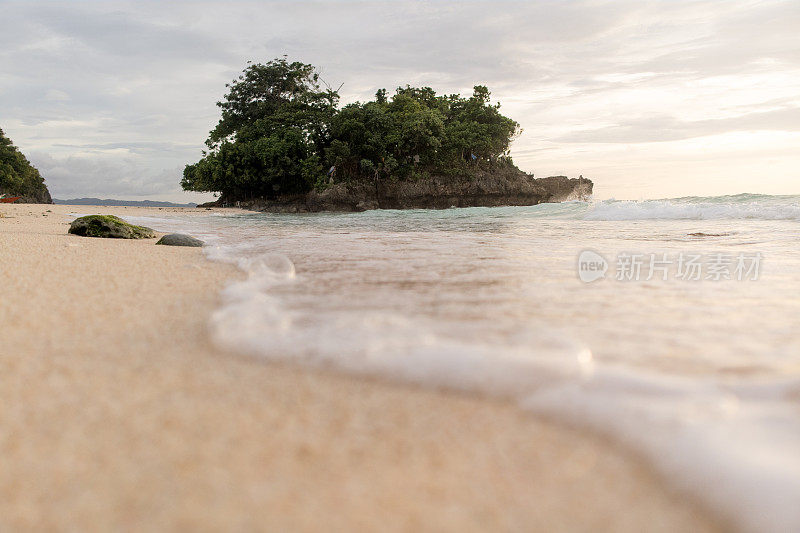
<box><xmin>1</xmin><ymin>0</ymin><xmax>798</xmax><ymax>202</ymax></box>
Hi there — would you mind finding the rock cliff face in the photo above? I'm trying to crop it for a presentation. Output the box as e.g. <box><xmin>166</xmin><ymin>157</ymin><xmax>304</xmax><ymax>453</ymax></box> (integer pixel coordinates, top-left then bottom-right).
<box><xmin>19</xmin><ymin>188</ymin><xmax>52</xmax><ymax>204</ymax></box>
<box><xmin>217</xmin><ymin>165</ymin><xmax>592</xmax><ymax>213</ymax></box>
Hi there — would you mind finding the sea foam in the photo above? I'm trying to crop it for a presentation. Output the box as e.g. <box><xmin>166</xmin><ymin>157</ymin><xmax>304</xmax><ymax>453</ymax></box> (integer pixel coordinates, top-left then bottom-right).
<box><xmin>127</xmin><ymin>193</ymin><xmax>800</xmax><ymax>532</ymax></box>
<box><xmin>580</xmin><ymin>194</ymin><xmax>800</xmax><ymax>221</ymax></box>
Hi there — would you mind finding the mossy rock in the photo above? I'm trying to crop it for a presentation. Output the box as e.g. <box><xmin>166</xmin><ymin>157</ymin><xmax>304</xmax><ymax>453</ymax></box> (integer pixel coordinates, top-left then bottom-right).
<box><xmin>68</xmin><ymin>215</ymin><xmax>155</xmax><ymax>239</ymax></box>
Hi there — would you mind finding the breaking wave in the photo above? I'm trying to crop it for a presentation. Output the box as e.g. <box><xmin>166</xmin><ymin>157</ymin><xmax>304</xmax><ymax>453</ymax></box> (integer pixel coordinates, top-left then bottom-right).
<box><xmin>517</xmin><ymin>193</ymin><xmax>800</xmax><ymax>221</ymax></box>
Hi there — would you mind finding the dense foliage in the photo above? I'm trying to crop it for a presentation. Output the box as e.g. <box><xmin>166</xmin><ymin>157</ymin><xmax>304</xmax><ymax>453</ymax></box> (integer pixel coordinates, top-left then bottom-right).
<box><xmin>182</xmin><ymin>58</ymin><xmax>520</xmax><ymax>199</ymax></box>
<box><xmin>0</xmin><ymin>127</ymin><xmax>51</xmax><ymax>202</ymax></box>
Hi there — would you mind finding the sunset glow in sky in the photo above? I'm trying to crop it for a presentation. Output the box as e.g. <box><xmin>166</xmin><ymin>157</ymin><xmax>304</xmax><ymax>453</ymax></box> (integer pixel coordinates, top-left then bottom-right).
<box><xmin>1</xmin><ymin>0</ymin><xmax>798</xmax><ymax>201</ymax></box>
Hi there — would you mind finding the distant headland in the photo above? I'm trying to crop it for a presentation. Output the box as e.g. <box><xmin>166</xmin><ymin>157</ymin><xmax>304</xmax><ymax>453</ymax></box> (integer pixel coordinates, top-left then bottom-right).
<box><xmin>185</xmin><ymin>57</ymin><xmax>591</xmax><ymax>212</ymax></box>
<box><xmin>53</xmin><ymin>198</ymin><xmax>197</xmax><ymax>208</ymax></box>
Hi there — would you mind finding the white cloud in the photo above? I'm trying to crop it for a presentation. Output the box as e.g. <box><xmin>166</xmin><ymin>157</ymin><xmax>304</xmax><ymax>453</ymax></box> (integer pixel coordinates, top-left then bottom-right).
<box><xmin>44</xmin><ymin>89</ymin><xmax>70</xmax><ymax>102</ymax></box>
<box><xmin>29</xmin><ymin>151</ymin><xmax>176</xmax><ymax>197</ymax></box>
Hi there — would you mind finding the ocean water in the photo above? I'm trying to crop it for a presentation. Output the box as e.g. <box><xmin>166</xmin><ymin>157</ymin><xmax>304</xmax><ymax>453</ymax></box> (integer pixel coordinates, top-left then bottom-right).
<box><xmin>127</xmin><ymin>193</ymin><xmax>800</xmax><ymax>532</ymax></box>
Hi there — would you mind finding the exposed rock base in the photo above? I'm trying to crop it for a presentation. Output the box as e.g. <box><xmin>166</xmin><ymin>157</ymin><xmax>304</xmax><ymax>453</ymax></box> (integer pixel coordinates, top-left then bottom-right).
<box><xmin>218</xmin><ymin>166</ymin><xmax>592</xmax><ymax>213</ymax></box>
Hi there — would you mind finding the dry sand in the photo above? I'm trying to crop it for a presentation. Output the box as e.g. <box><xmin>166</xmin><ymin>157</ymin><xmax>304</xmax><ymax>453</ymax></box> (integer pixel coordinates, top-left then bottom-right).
<box><xmin>0</xmin><ymin>203</ymin><xmax>723</xmax><ymax>532</ymax></box>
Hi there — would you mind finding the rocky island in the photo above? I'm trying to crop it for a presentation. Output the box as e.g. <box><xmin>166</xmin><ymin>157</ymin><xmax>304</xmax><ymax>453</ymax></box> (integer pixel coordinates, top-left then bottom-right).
<box><xmin>184</xmin><ymin>58</ymin><xmax>591</xmax><ymax>212</ymax></box>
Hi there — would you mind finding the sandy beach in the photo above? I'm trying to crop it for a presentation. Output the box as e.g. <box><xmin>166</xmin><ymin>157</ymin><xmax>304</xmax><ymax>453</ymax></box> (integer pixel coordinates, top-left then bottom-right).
<box><xmin>0</xmin><ymin>203</ymin><xmax>722</xmax><ymax>531</ymax></box>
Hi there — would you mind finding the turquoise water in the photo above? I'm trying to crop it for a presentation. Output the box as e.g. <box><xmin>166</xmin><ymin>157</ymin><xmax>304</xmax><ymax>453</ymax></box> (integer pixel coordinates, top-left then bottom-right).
<box><xmin>125</xmin><ymin>193</ymin><xmax>800</xmax><ymax>531</ymax></box>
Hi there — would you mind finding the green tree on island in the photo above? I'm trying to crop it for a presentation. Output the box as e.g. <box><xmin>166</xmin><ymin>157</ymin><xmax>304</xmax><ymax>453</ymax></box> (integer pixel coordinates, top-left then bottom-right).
<box><xmin>0</xmin><ymin>127</ymin><xmax>51</xmax><ymax>203</ymax></box>
<box><xmin>182</xmin><ymin>58</ymin><xmax>520</xmax><ymax>201</ymax></box>
<box><xmin>182</xmin><ymin>58</ymin><xmax>339</xmax><ymax>199</ymax></box>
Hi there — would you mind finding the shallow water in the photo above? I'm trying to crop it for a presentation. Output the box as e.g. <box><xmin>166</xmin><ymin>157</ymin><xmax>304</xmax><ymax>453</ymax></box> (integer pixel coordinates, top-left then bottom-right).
<box><xmin>128</xmin><ymin>193</ymin><xmax>800</xmax><ymax>532</ymax></box>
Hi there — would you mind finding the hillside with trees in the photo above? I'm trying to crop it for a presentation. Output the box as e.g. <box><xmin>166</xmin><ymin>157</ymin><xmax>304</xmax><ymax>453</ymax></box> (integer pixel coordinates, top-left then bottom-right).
<box><xmin>182</xmin><ymin>58</ymin><xmax>590</xmax><ymax>211</ymax></box>
<box><xmin>0</xmin><ymin>128</ymin><xmax>52</xmax><ymax>203</ymax></box>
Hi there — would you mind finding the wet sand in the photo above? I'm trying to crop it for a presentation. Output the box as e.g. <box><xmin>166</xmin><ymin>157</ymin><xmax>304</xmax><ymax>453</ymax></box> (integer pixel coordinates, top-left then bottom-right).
<box><xmin>0</xmin><ymin>203</ymin><xmax>722</xmax><ymax>531</ymax></box>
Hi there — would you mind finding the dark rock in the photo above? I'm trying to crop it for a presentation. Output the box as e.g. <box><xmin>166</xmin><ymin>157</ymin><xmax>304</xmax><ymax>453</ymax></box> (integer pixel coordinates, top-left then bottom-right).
<box><xmin>355</xmin><ymin>200</ymin><xmax>380</xmax><ymax>211</ymax></box>
<box><xmin>155</xmin><ymin>233</ymin><xmax>204</xmax><ymax>247</ymax></box>
<box><xmin>21</xmin><ymin>187</ymin><xmax>53</xmax><ymax>204</ymax></box>
<box><xmin>68</xmin><ymin>215</ymin><xmax>155</xmax><ymax>239</ymax></box>
<box><xmin>225</xmin><ymin>166</ymin><xmax>593</xmax><ymax>213</ymax></box>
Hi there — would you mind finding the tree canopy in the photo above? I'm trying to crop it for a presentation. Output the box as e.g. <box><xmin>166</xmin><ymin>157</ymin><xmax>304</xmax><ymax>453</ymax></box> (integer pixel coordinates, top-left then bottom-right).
<box><xmin>182</xmin><ymin>58</ymin><xmax>520</xmax><ymax>200</ymax></box>
<box><xmin>0</xmin><ymin>127</ymin><xmax>51</xmax><ymax>203</ymax></box>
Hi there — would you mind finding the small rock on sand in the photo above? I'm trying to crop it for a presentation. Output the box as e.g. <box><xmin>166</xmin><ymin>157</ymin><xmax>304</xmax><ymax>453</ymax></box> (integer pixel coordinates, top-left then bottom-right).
<box><xmin>155</xmin><ymin>233</ymin><xmax>204</xmax><ymax>247</ymax></box>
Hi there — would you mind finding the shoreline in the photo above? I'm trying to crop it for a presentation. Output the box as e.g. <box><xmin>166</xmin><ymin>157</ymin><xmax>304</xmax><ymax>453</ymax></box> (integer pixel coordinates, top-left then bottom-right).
<box><xmin>0</xmin><ymin>203</ymin><xmax>721</xmax><ymax>531</ymax></box>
